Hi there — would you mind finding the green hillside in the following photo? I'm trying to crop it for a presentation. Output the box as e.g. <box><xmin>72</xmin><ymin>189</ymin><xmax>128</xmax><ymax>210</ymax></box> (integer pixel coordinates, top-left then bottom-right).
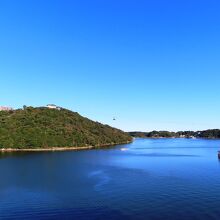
<box><xmin>0</xmin><ymin>107</ymin><xmax>132</xmax><ymax>149</ymax></box>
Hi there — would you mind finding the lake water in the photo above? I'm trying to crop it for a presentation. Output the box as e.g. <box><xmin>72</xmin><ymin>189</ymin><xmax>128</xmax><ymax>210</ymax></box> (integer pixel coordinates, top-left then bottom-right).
<box><xmin>1</xmin><ymin>138</ymin><xmax>220</xmax><ymax>220</ymax></box>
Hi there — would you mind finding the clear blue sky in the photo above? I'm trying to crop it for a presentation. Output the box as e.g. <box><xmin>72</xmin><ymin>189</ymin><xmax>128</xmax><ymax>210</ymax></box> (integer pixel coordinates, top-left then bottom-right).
<box><xmin>0</xmin><ymin>0</ymin><xmax>220</xmax><ymax>131</ymax></box>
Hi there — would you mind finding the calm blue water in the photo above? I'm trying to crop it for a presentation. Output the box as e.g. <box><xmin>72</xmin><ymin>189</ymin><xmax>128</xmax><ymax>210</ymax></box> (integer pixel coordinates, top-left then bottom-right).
<box><xmin>1</xmin><ymin>138</ymin><xmax>220</xmax><ymax>220</ymax></box>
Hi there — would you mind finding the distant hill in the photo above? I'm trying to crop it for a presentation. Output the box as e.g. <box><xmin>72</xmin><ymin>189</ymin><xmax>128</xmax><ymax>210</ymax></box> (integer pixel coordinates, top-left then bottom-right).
<box><xmin>128</xmin><ymin>130</ymin><xmax>220</xmax><ymax>139</ymax></box>
<box><xmin>0</xmin><ymin>107</ymin><xmax>132</xmax><ymax>149</ymax></box>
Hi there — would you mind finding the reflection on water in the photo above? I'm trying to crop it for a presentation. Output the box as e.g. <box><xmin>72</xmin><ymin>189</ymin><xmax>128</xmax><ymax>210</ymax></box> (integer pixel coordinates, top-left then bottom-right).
<box><xmin>88</xmin><ymin>170</ymin><xmax>111</xmax><ymax>191</ymax></box>
<box><xmin>0</xmin><ymin>138</ymin><xmax>220</xmax><ymax>219</ymax></box>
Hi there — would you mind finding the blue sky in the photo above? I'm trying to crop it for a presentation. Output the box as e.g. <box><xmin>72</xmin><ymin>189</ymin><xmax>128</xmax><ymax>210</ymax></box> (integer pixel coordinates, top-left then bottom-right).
<box><xmin>0</xmin><ymin>0</ymin><xmax>220</xmax><ymax>131</ymax></box>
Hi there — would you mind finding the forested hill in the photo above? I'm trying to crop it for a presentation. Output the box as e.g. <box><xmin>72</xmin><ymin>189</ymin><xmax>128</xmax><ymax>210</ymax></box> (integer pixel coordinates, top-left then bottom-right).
<box><xmin>0</xmin><ymin>107</ymin><xmax>132</xmax><ymax>149</ymax></box>
<box><xmin>128</xmin><ymin>130</ymin><xmax>220</xmax><ymax>139</ymax></box>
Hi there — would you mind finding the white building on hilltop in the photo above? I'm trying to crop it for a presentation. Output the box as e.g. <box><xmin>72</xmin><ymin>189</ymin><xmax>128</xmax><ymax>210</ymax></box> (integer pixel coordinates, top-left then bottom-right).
<box><xmin>46</xmin><ymin>104</ymin><xmax>61</xmax><ymax>110</ymax></box>
<box><xmin>0</xmin><ymin>106</ymin><xmax>13</xmax><ymax>111</ymax></box>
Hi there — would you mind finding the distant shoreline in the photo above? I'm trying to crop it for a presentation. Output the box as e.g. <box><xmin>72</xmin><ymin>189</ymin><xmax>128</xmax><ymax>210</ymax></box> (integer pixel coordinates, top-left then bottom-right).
<box><xmin>133</xmin><ymin>137</ymin><xmax>220</xmax><ymax>140</ymax></box>
<box><xmin>0</xmin><ymin>141</ymin><xmax>132</xmax><ymax>153</ymax></box>
<box><xmin>128</xmin><ymin>130</ymin><xmax>220</xmax><ymax>139</ymax></box>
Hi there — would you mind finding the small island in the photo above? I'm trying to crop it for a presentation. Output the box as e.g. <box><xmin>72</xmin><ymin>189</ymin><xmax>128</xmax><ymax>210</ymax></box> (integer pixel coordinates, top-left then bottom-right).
<box><xmin>0</xmin><ymin>105</ymin><xmax>132</xmax><ymax>151</ymax></box>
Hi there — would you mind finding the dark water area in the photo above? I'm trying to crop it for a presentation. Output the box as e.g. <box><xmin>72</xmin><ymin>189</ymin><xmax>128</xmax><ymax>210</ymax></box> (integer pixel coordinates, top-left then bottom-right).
<box><xmin>1</xmin><ymin>138</ymin><xmax>220</xmax><ymax>220</ymax></box>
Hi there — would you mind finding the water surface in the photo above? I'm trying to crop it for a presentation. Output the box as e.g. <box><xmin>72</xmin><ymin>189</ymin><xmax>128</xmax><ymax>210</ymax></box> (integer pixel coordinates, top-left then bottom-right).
<box><xmin>1</xmin><ymin>138</ymin><xmax>220</xmax><ymax>219</ymax></box>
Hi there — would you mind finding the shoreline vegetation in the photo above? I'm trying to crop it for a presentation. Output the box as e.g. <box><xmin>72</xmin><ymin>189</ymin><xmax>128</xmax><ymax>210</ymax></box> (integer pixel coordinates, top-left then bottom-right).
<box><xmin>0</xmin><ymin>141</ymin><xmax>132</xmax><ymax>152</ymax></box>
<box><xmin>0</xmin><ymin>106</ymin><xmax>132</xmax><ymax>150</ymax></box>
<box><xmin>128</xmin><ymin>130</ymin><xmax>220</xmax><ymax>139</ymax></box>
<box><xmin>1</xmin><ymin>105</ymin><xmax>219</xmax><ymax>152</ymax></box>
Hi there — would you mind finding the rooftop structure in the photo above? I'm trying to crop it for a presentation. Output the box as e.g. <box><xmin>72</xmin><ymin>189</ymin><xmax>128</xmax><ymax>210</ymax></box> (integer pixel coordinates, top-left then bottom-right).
<box><xmin>46</xmin><ymin>104</ymin><xmax>61</xmax><ymax>110</ymax></box>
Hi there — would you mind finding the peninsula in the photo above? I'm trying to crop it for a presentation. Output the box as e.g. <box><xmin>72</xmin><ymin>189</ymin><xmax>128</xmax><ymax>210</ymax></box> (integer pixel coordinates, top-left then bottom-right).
<box><xmin>0</xmin><ymin>106</ymin><xmax>132</xmax><ymax>151</ymax></box>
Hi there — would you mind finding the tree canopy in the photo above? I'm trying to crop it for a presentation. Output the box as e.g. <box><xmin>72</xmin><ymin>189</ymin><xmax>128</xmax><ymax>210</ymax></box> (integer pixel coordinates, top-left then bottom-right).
<box><xmin>0</xmin><ymin>107</ymin><xmax>132</xmax><ymax>149</ymax></box>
